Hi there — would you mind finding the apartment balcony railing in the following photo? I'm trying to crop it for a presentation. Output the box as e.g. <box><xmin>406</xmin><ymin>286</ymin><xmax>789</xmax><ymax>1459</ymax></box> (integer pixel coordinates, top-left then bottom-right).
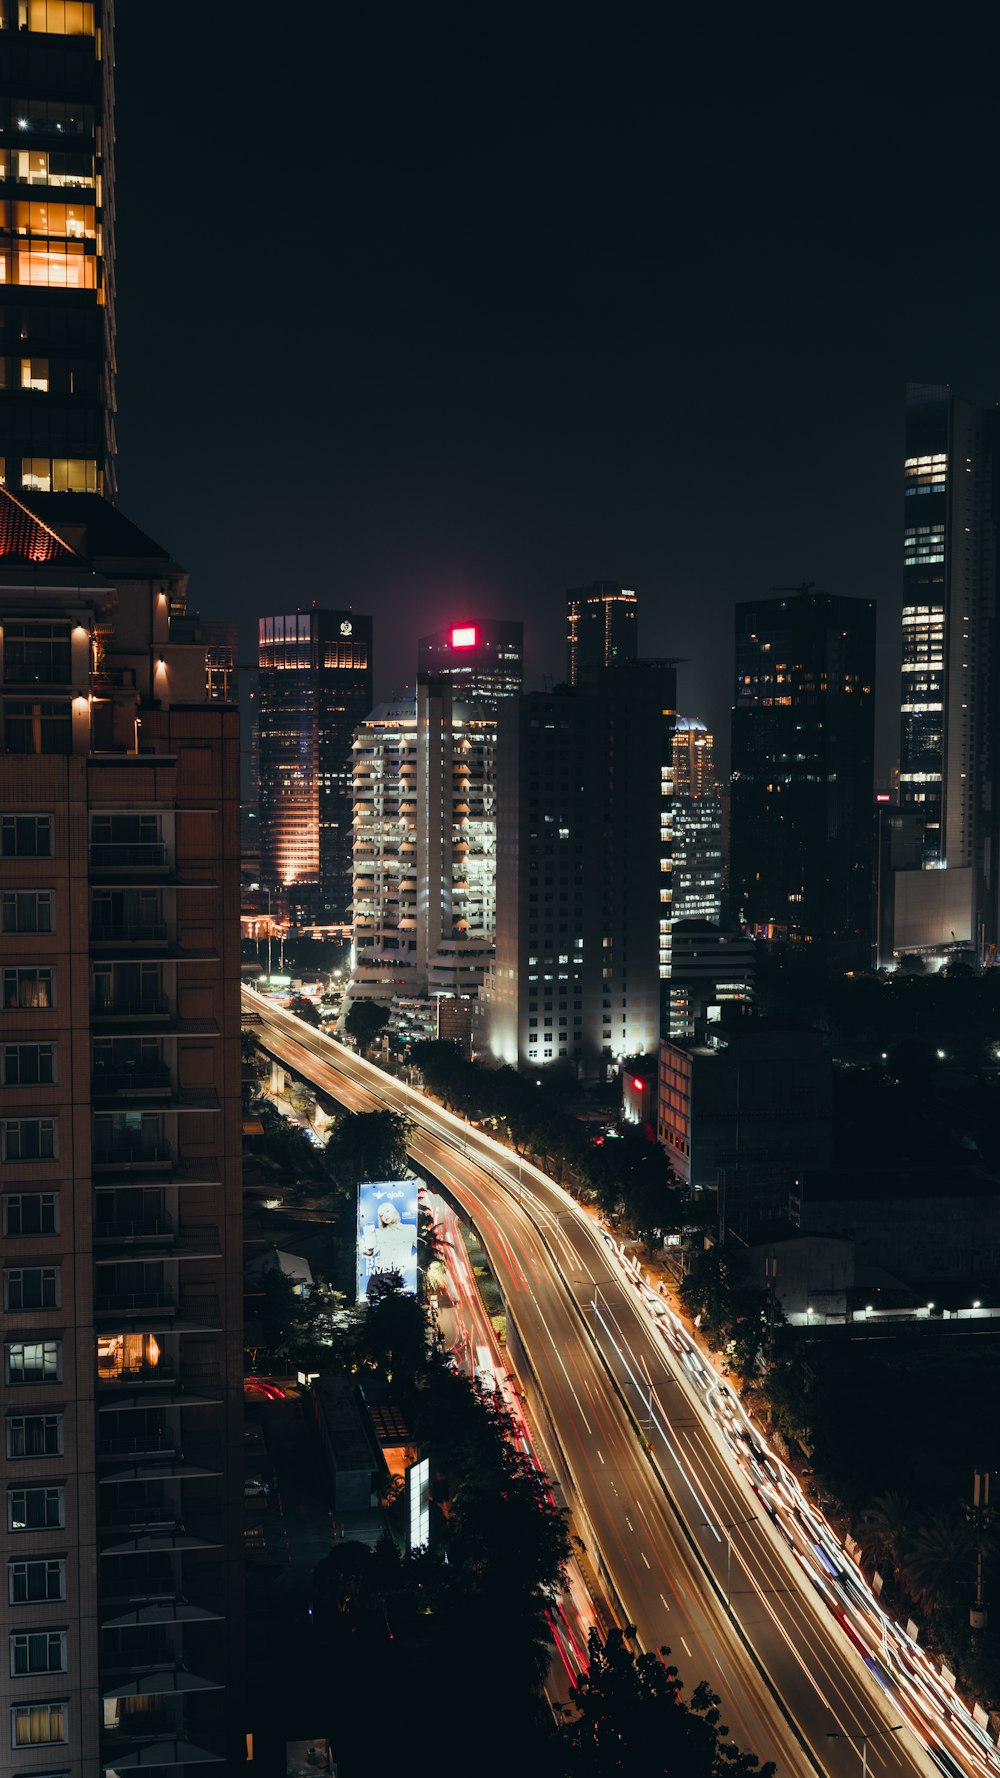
<box><xmin>89</xmin><ymin>842</ymin><xmax>169</xmax><ymax>868</ymax></box>
<box><xmin>91</xmin><ymin>921</ymin><xmax>170</xmax><ymax>945</ymax></box>
<box><xmin>91</xmin><ymin>994</ymin><xmax>169</xmax><ymax>1018</ymax></box>
<box><xmin>92</xmin><ymin>1067</ymin><xmax>172</xmax><ymax>1094</ymax></box>
<box><xmin>93</xmin><ymin>1139</ymin><xmax>171</xmax><ymax>1168</ymax></box>
<box><xmin>94</xmin><ymin>1217</ymin><xmax>174</xmax><ymax>1243</ymax></box>
<box><xmin>95</xmin><ymin>1289</ymin><xmax>174</xmax><ymax>1315</ymax></box>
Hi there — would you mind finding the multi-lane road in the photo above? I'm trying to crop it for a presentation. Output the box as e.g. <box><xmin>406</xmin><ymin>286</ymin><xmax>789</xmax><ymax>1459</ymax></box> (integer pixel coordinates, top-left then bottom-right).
<box><xmin>244</xmin><ymin>987</ymin><xmax>995</xmax><ymax>1778</ymax></box>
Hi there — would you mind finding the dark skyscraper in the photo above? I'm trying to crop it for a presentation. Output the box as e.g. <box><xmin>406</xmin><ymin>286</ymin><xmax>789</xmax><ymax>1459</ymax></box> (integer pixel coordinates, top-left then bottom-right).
<box><xmin>417</xmin><ymin>618</ymin><xmax>523</xmax><ymax>713</ymax></box>
<box><xmin>730</xmin><ymin>586</ymin><xmax>876</xmax><ymax>961</ymax></box>
<box><xmin>0</xmin><ymin>2</ymin><xmax>117</xmax><ymax>500</ymax></box>
<box><xmin>892</xmin><ymin>384</ymin><xmax>1000</xmax><ymax>958</ymax></box>
<box><xmin>258</xmin><ymin>609</ymin><xmax>372</xmax><ymax>925</ymax></box>
<box><xmin>566</xmin><ymin>581</ymin><xmax>638</xmax><ymax>686</ymax></box>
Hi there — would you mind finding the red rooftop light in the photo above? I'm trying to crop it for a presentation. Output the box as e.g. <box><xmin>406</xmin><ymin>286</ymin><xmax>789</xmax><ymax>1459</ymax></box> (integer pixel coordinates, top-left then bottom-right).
<box><xmin>451</xmin><ymin>626</ymin><xmax>477</xmax><ymax>648</ymax></box>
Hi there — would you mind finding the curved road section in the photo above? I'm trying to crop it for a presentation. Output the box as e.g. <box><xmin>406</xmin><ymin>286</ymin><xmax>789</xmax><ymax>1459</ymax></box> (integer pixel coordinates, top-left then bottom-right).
<box><xmin>244</xmin><ymin>988</ymin><xmax>986</xmax><ymax>1778</ymax></box>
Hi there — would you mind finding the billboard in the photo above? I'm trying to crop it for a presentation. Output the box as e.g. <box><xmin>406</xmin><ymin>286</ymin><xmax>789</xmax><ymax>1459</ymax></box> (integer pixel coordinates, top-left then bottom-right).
<box><xmin>406</xmin><ymin>1456</ymin><xmax>430</xmax><ymax>1553</ymax></box>
<box><xmin>357</xmin><ymin>1178</ymin><xmax>419</xmax><ymax>1302</ymax></box>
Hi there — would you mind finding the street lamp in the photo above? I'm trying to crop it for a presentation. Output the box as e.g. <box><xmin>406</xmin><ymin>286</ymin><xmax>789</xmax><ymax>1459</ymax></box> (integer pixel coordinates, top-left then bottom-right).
<box><xmin>827</xmin><ymin>1724</ymin><xmax>902</xmax><ymax>1778</ymax></box>
<box><xmin>703</xmin><ymin>1514</ymin><xmax>757</xmax><ymax>1608</ymax></box>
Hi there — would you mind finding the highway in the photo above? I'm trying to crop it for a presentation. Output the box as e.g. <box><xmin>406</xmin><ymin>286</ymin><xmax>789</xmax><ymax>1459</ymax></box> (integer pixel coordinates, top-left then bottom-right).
<box><xmin>244</xmin><ymin>987</ymin><xmax>995</xmax><ymax>1778</ymax></box>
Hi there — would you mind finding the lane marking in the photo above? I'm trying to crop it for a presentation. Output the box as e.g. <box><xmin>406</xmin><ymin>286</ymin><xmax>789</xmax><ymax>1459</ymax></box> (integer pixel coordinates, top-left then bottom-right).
<box><xmin>680</xmin><ymin>1636</ymin><xmax>692</xmax><ymax>1657</ymax></box>
<box><xmin>659</xmin><ymin>1593</ymin><xmax>670</xmax><ymax>1611</ymax></box>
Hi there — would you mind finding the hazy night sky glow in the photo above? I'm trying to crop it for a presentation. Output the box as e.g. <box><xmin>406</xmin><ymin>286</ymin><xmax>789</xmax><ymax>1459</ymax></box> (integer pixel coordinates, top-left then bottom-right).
<box><xmin>115</xmin><ymin>5</ymin><xmax>1000</xmax><ymax>773</ymax></box>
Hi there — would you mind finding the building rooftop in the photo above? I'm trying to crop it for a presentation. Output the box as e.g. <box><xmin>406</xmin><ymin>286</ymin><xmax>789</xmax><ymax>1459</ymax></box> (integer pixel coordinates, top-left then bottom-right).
<box><xmin>18</xmin><ymin>492</ymin><xmax>178</xmax><ymax>569</ymax></box>
<box><xmin>800</xmin><ymin>1165</ymin><xmax>999</xmax><ymax>1202</ymax></box>
<box><xmin>0</xmin><ymin>486</ymin><xmax>81</xmax><ymax>565</ymax></box>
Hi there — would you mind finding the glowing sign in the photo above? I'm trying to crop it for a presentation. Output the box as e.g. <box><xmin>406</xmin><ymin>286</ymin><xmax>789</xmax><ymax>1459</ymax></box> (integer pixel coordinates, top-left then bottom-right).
<box><xmin>357</xmin><ymin>1178</ymin><xmax>419</xmax><ymax>1302</ymax></box>
<box><xmin>451</xmin><ymin>626</ymin><xmax>477</xmax><ymax>649</ymax></box>
<box><xmin>406</xmin><ymin>1456</ymin><xmax>430</xmax><ymax>1552</ymax></box>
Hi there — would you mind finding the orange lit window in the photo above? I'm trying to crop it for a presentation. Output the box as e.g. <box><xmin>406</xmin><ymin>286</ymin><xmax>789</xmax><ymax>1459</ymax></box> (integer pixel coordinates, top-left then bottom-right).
<box><xmin>14</xmin><ymin>200</ymin><xmax>96</xmax><ymax>238</ymax></box>
<box><xmin>96</xmin><ymin>1332</ymin><xmax>161</xmax><ymax>1381</ymax></box>
<box><xmin>19</xmin><ymin>1</ymin><xmax>95</xmax><ymax>32</ymax></box>
<box><xmin>15</xmin><ymin>242</ymin><xmax>97</xmax><ymax>288</ymax></box>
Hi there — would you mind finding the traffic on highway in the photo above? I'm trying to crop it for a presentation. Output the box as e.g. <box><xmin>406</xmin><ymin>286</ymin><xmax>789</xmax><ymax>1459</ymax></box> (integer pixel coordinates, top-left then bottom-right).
<box><xmin>243</xmin><ymin>985</ymin><xmax>996</xmax><ymax>1778</ymax></box>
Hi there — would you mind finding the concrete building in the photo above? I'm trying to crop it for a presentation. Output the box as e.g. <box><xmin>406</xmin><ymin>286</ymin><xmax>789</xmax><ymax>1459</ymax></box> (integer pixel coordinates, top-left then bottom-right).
<box><xmin>793</xmin><ymin>1166</ymin><xmax>1000</xmax><ymax>1288</ymax></box>
<box><xmin>565</xmin><ymin>582</ymin><xmax>638</xmax><ymax>687</ymax></box>
<box><xmin>416</xmin><ymin>620</ymin><xmax>523</xmax><ymax>714</ymax></box>
<box><xmin>892</xmin><ymin>385</ymin><xmax>1000</xmax><ymax>959</ymax></box>
<box><xmin>257</xmin><ymin>609</ymin><xmax>372</xmax><ymax>927</ymax></box>
<box><xmin>658</xmin><ymin>1014</ymin><xmax>832</xmax><ymax>1236</ymax></box>
<box><xmin>667</xmin><ymin>919</ymin><xmax>754</xmax><ymax>1039</ymax></box>
<box><xmin>0</xmin><ymin>2</ymin><xmax>117</xmax><ymax>501</ymax></box>
<box><xmin>0</xmin><ymin>488</ymin><xmax>243</xmax><ymax>1772</ymax></box>
<box><xmin>349</xmin><ymin>681</ymin><xmax>497</xmax><ymax>1009</ymax></box>
<box><xmin>482</xmin><ymin>661</ymin><xmax>675</xmax><ymax>1077</ymax></box>
<box><xmin>731</xmin><ymin>585</ymin><xmax>876</xmax><ymax>965</ymax></box>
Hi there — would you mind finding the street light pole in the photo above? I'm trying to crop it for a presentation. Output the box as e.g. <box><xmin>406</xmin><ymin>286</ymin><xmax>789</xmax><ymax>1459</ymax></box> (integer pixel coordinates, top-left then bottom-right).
<box><xmin>827</xmin><ymin>1724</ymin><xmax>903</xmax><ymax>1778</ymax></box>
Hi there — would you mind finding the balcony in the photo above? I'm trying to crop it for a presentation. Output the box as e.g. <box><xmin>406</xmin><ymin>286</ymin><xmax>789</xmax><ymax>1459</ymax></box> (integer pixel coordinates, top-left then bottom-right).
<box><xmin>96</xmin><ymin>1294</ymin><xmax>223</xmax><ymax>1333</ymax></box>
<box><xmin>90</xmin><ymin>842</ymin><xmax>169</xmax><ymax>870</ymax></box>
<box><xmin>96</xmin><ymin>1367</ymin><xmax>224</xmax><ymax>1403</ymax></box>
<box><xmin>95</xmin><ymin>1216</ymin><xmax>174</xmax><ymax>1245</ymax></box>
<box><xmin>93</xmin><ymin>1066</ymin><xmax>172</xmax><ymax>1096</ymax></box>
<box><xmin>91</xmin><ymin>922</ymin><xmax>170</xmax><ymax>948</ymax></box>
<box><xmin>95</xmin><ymin>1289</ymin><xmax>175</xmax><ymax>1317</ymax></box>
<box><xmin>92</xmin><ymin>996</ymin><xmax>170</xmax><ymax>1025</ymax></box>
<box><xmin>93</xmin><ymin>1139</ymin><xmax>172</xmax><ymax>1171</ymax></box>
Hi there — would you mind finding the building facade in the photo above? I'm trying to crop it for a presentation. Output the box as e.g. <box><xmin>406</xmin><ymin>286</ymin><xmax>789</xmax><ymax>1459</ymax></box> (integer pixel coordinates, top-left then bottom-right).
<box><xmin>730</xmin><ymin>586</ymin><xmax>876</xmax><ymax>963</ymax></box>
<box><xmin>416</xmin><ymin>619</ymin><xmax>523</xmax><ymax>713</ymax></box>
<box><xmin>349</xmin><ymin>680</ymin><xmax>497</xmax><ymax>1008</ymax></box>
<box><xmin>483</xmin><ymin>660</ymin><xmax>675</xmax><ymax>1077</ymax></box>
<box><xmin>0</xmin><ymin>488</ymin><xmax>243</xmax><ymax>1774</ymax></box>
<box><xmin>0</xmin><ymin>1</ymin><xmax>116</xmax><ymax>500</ymax></box>
<box><xmin>657</xmin><ymin>1015</ymin><xmax>832</xmax><ymax>1237</ymax></box>
<box><xmin>257</xmin><ymin>609</ymin><xmax>372</xmax><ymax>927</ymax></box>
<box><xmin>565</xmin><ymin>581</ymin><xmax>638</xmax><ymax>687</ymax></box>
<box><xmin>667</xmin><ymin>919</ymin><xmax>754</xmax><ymax>1039</ymax></box>
<box><xmin>892</xmin><ymin>384</ymin><xmax>1000</xmax><ymax>957</ymax></box>
<box><xmin>671</xmin><ymin>719</ymin><xmax>722</xmax><ymax>925</ymax></box>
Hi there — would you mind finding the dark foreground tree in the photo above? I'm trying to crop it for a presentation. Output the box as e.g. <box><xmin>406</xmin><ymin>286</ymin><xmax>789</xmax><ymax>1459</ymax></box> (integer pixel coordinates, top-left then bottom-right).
<box><xmin>287</xmin><ymin>993</ymin><xmax>322</xmax><ymax>1028</ymax></box>
<box><xmin>325</xmin><ymin>1107</ymin><xmax>412</xmax><ymax>1183</ymax></box>
<box><xmin>345</xmin><ymin>997</ymin><xmax>390</xmax><ymax>1053</ymax></box>
<box><xmin>557</xmin><ymin>1626</ymin><xmax>776</xmax><ymax>1777</ymax></box>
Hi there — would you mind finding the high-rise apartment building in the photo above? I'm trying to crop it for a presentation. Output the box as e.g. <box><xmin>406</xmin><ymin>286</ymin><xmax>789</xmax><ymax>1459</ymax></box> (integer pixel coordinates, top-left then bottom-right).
<box><xmin>730</xmin><ymin>586</ymin><xmax>876</xmax><ymax>963</ymax></box>
<box><xmin>0</xmin><ymin>2</ymin><xmax>116</xmax><ymax>500</ymax></box>
<box><xmin>893</xmin><ymin>384</ymin><xmax>1000</xmax><ymax>957</ymax></box>
<box><xmin>349</xmin><ymin>680</ymin><xmax>497</xmax><ymax>1006</ymax></box>
<box><xmin>671</xmin><ymin>719</ymin><xmax>722</xmax><ymax>924</ymax></box>
<box><xmin>416</xmin><ymin>619</ymin><xmax>523</xmax><ymax>713</ymax></box>
<box><xmin>565</xmin><ymin>581</ymin><xmax>638</xmax><ymax>687</ymax></box>
<box><xmin>483</xmin><ymin>661</ymin><xmax>675</xmax><ymax>1077</ymax></box>
<box><xmin>257</xmin><ymin>609</ymin><xmax>372</xmax><ymax>926</ymax></box>
<box><xmin>0</xmin><ymin>487</ymin><xmax>243</xmax><ymax>1774</ymax></box>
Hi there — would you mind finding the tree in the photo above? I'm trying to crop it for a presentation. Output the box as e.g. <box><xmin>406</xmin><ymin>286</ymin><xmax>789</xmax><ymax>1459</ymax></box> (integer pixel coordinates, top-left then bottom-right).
<box><xmin>287</xmin><ymin>993</ymin><xmax>321</xmax><ymax>1029</ymax></box>
<box><xmin>902</xmin><ymin>1512</ymin><xmax>977</xmax><ymax>1611</ymax></box>
<box><xmin>325</xmin><ymin>1108</ymin><xmax>413</xmax><ymax>1183</ymax></box>
<box><xmin>557</xmin><ymin>1625</ymin><xmax>775</xmax><ymax>1776</ymax></box>
<box><xmin>345</xmin><ymin>998</ymin><xmax>390</xmax><ymax>1053</ymax></box>
<box><xmin>856</xmin><ymin>1491</ymin><xmax>913</xmax><ymax>1577</ymax></box>
<box><xmin>358</xmin><ymin>1285</ymin><xmax>427</xmax><ymax>1387</ymax></box>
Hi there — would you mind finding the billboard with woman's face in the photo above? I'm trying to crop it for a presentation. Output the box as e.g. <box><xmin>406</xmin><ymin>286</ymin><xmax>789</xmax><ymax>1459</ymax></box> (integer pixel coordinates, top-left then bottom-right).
<box><xmin>357</xmin><ymin>1178</ymin><xmax>419</xmax><ymax>1301</ymax></box>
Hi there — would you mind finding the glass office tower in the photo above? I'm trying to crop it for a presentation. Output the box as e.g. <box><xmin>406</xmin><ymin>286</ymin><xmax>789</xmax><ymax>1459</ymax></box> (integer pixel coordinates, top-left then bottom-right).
<box><xmin>258</xmin><ymin>609</ymin><xmax>373</xmax><ymax>926</ymax></box>
<box><xmin>0</xmin><ymin>0</ymin><xmax>116</xmax><ymax>498</ymax></box>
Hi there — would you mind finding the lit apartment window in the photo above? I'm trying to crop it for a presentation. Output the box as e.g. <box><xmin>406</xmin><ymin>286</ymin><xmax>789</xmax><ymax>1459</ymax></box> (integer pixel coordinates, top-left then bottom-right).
<box><xmin>2</xmin><ymin>967</ymin><xmax>54</xmax><ymax>1009</ymax></box>
<box><xmin>10</xmin><ymin>1698</ymin><xmax>68</xmax><ymax>1748</ymax></box>
<box><xmin>21</xmin><ymin>455</ymin><xmax>99</xmax><ymax>490</ymax></box>
<box><xmin>5</xmin><ymin>1341</ymin><xmax>61</xmax><ymax>1385</ymax></box>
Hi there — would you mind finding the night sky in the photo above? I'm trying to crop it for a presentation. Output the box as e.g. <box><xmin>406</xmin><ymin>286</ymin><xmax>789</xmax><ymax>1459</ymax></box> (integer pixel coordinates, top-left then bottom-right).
<box><xmin>115</xmin><ymin>6</ymin><xmax>1000</xmax><ymax>774</ymax></box>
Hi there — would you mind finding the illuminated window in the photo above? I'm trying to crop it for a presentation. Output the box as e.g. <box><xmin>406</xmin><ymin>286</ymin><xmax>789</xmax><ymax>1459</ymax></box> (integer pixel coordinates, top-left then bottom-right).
<box><xmin>8</xmin><ymin>242</ymin><xmax>97</xmax><ymax>288</ymax></box>
<box><xmin>16</xmin><ymin>149</ymin><xmax>94</xmax><ymax>187</ymax></box>
<box><xmin>13</xmin><ymin>200</ymin><xmax>96</xmax><ymax>238</ymax></box>
<box><xmin>11</xmin><ymin>1699</ymin><xmax>68</xmax><ymax>1746</ymax></box>
<box><xmin>19</xmin><ymin>1</ymin><xmax>94</xmax><ymax>31</ymax></box>
<box><xmin>21</xmin><ymin>457</ymin><xmax>98</xmax><ymax>492</ymax></box>
<box><xmin>20</xmin><ymin>356</ymin><xmax>49</xmax><ymax>391</ymax></box>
